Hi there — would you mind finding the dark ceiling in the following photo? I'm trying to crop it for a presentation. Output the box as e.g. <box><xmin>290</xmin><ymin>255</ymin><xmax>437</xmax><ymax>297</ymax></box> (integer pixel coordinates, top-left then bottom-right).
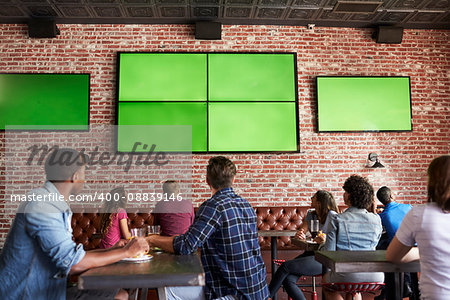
<box><xmin>1</xmin><ymin>0</ymin><xmax>449</xmax><ymax>29</ymax></box>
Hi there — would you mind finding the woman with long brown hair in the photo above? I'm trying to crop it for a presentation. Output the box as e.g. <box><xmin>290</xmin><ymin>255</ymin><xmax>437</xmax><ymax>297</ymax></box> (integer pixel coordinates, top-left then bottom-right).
<box><xmin>387</xmin><ymin>155</ymin><xmax>450</xmax><ymax>299</ymax></box>
<box><xmin>268</xmin><ymin>190</ymin><xmax>340</xmax><ymax>300</ymax></box>
<box><xmin>99</xmin><ymin>187</ymin><xmax>131</xmax><ymax>248</ymax></box>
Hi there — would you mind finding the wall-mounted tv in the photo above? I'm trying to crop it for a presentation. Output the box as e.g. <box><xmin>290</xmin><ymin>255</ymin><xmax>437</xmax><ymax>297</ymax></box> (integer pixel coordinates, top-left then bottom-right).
<box><xmin>0</xmin><ymin>73</ymin><xmax>90</xmax><ymax>130</ymax></box>
<box><xmin>316</xmin><ymin>76</ymin><xmax>412</xmax><ymax>132</ymax></box>
<box><xmin>116</xmin><ymin>52</ymin><xmax>299</xmax><ymax>153</ymax></box>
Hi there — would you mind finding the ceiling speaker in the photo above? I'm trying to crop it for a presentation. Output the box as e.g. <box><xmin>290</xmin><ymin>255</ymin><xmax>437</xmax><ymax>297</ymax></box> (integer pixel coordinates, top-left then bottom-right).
<box><xmin>28</xmin><ymin>19</ymin><xmax>60</xmax><ymax>38</ymax></box>
<box><xmin>195</xmin><ymin>21</ymin><xmax>221</xmax><ymax>40</ymax></box>
<box><xmin>373</xmin><ymin>26</ymin><xmax>403</xmax><ymax>44</ymax></box>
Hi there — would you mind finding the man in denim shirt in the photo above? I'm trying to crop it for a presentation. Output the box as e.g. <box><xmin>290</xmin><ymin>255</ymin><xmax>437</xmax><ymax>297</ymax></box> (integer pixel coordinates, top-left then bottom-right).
<box><xmin>0</xmin><ymin>148</ymin><xmax>148</xmax><ymax>300</ymax></box>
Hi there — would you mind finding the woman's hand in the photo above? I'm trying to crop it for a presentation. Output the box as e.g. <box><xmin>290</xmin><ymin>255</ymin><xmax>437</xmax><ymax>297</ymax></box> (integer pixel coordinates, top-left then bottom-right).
<box><xmin>295</xmin><ymin>229</ymin><xmax>306</xmax><ymax>240</ymax></box>
<box><xmin>313</xmin><ymin>231</ymin><xmax>326</xmax><ymax>244</ymax></box>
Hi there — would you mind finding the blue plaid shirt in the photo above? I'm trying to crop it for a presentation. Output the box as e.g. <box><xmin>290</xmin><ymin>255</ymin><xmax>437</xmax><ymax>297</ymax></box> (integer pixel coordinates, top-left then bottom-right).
<box><xmin>173</xmin><ymin>188</ymin><xmax>269</xmax><ymax>300</ymax></box>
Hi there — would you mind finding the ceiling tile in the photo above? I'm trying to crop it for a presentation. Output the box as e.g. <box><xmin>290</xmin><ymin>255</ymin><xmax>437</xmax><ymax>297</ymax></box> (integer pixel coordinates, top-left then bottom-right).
<box><xmin>192</xmin><ymin>6</ymin><xmax>219</xmax><ymax>16</ymax></box>
<box><xmin>389</xmin><ymin>0</ymin><xmax>425</xmax><ymax>10</ymax></box>
<box><xmin>379</xmin><ymin>11</ymin><xmax>409</xmax><ymax>22</ymax></box>
<box><xmin>258</xmin><ymin>0</ymin><xmax>289</xmax><ymax>7</ymax></box>
<box><xmin>225</xmin><ymin>0</ymin><xmax>254</xmax><ymax>5</ymax></box>
<box><xmin>225</xmin><ymin>6</ymin><xmax>252</xmax><ymax>17</ymax></box>
<box><xmin>256</xmin><ymin>7</ymin><xmax>285</xmax><ymax>17</ymax></box>
<box><xmin>92</xmin><ymin>5</ymin><xmax>123</xmax><ymax>16</ymax></box>
<box><xmin>287</xmin><ymin>7</ymin><xmax>316</xmax><ymax>18</ymax></box>
<box><xmin>60</xmin><ymin>5</ymin><xmax>91</xmax><ymax>16</ymax></box>
<box><xmin>126</xmin><ymin>5</ymin><xmax>154</xmax><ymax>16</ymax></box>
<box><xmin>0</xmin><ymin>5</ymin><xmax>25</xmax><ymax>15</ymax></box>
<box><xmin>317</xmin><ymin>8</ymin><xmax>348</xmax><ymax>20</ymax></box>
<box><xmin>159</xmin><ymin>5</ymin><xmax>186</xmax><ymax>16</ymax></box>
<box><xmin>410</xmin><ymin>11</ymin><xmax>444</xmax><ymax>22</ymax></box>
<box><xmin>26</xmin><ymin>5</ymin><xmax>58</xmax><ymax>16</ymax></box>
<box><xmin>156</xmin><ymin>0</ymin><xmax>187</xmax><ymax>4</ymax></box>
<box><xmin>425</xmin><ymin>0</ymin><xmax>449</xmax><ymax>10</ymax></box>
<box><xmin>292</xmin><ymin>0</ymin><xmax>325</xmax><ymax>7</ymax></box>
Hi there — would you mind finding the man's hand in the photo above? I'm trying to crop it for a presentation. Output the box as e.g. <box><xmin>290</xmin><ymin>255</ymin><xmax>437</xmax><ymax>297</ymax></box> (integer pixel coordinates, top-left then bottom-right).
<box><xmin>113</xmin><ymin>239</ymin><xmax>129</xmax><ymax>248</ymax></box>
<box><xmin>146</xmin><ymin>235</ymin><xmax>175</xmax><ymax>253</ymax></box>
<box><xmin>124</xmin><ymin>237</ymin><xmax>149</xmax><ymax>258</ymax></box>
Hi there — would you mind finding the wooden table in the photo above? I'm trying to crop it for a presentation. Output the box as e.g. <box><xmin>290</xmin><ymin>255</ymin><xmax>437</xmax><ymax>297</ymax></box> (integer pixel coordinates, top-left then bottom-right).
<box><xmin>315</xmin><ymin>250</ymin><xmax>420</xmax><ymax>300</ymax></box>
<box><xmin>78</xmin><ymin>252</ymin><xmax>205</xmax><ymax>300</ymax></box>
<box><xmin>291</xmin><ymin>237</ymin><xmax>321</xmax><ymax>251</ymax></box>
<box><xmin>258</xmin><ymin>230</ymin><xmax>297</xmax><ymax>300</ymax></box>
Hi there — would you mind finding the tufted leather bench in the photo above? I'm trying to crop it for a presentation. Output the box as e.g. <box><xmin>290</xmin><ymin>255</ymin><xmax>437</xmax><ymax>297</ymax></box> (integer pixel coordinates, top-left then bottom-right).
<box><xmin>72</xmin><ymin>207</ymin><xmax>310</xmax><ymax>250</ymax></box>
<box><xmin>71</xmin><ymin>206</ymin><xmax>346</xmax><ymax>273</ymax></box>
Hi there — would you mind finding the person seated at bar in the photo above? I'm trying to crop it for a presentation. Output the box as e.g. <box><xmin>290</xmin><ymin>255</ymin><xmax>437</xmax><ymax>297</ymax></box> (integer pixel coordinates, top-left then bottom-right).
<box><xmin>147</xmin><ymin>156</ymin><xmax>269</xmax><ymax>300</ymax></box>
<box><xmin>375</xmin><ymin>186</ymin><xmax>418</xmax><ymax>300</ymax></box>
<box><xmin>268</xmin><ymin>190</ymin><xmax>340</xmax><ymax>300</ymax></box>
<box><xmin>99</xmin><ymin>187</ymin><xmax>132</xmax><ymax>248</ymax></box>
<box><xmin>322</xmin><ymin>175</ymin><xmax>384</xmax><ymax>300</ymax></box>
<box><xmin>152</xmin><ymin>180</ymin><xmax>195</xmax><ymax>236</ymax></box>
<box><xmin>387</xmin><ymin>155</ymin><xmax>450</xmax><ymax>300</ymax></box>
<box><xmin>0</xmin><ymin>148</ymin><xmax>149</xmax><ymax>300</ymax></box>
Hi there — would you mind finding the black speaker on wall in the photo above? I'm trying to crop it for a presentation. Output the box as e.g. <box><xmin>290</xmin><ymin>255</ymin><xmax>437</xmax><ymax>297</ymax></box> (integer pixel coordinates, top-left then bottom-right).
<box><xmin>28</xmin><ymin>19</ymin><xmax>60</xmax><ymax>38</ymax></box>
<box><xmin>195</xmin><ymin>21</ymin><xmax>221</xmax><ymax>40</ymax></box>
<box><xmin>373</xmin><ymin>26</ymin><xmax>403</xmax><ymax>44</ymax></box>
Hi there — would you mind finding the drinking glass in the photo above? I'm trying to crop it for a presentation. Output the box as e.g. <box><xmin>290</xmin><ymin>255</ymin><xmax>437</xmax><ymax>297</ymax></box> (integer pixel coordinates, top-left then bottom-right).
<box><xmin>147</xmin><ymin>225</ymin><xmax>161</xmax><ymax>235</ymax></box>
<box><xmin>131</xmin><ymin>227</ymin><xmax>144</xmax><ymax>237</ymax></box>
<box><xmin>309</xmin><ymin>220</ymin><xmax>319</xmax><ymax>239</ymax></box>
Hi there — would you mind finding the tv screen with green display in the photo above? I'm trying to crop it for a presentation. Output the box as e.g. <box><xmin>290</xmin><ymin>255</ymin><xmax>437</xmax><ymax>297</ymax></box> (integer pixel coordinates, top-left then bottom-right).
<box><xmin>209</xmin><ymin>102</ymin><xmax>297</xmax><ymax>151</ymax></box>
<box><xmin>316</xmin><ymin>76</ymin><xmax>412</xmax><ymax>132</ymax></box>
<box><xmin>0</xmin><ymin>73</ymin><xmax>89</xmax><ymax>130</ymax></box>
<box><xmin>208</xmin><ymin>53</ymin><xmax>296</xmax><ymax>101</ymax></box>
<box><xmin>117</xmin><ymin>102</ymin><xmax>207</xmax><ymax>152</ymax></box>
<box><xmin>118</xmin><ymin>53</ymin><xmax>207</xmax><ymax>101</ymax></box>
<box><xmin>116</xmin><ymin>52</ymin><xmax>299</xmax><ymax>153</ymax></box>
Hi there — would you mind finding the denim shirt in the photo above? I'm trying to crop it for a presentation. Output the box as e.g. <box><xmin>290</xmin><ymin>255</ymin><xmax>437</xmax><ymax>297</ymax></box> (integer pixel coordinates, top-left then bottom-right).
<box><xmin>323</xmin><ymin>206</ymin><xmax>382</xmax><ymax>251</ymax></box>
<box><xmin>0</xmin><ymin>181</ymin><xmax>86</xmax><ymax>300</ymax></box>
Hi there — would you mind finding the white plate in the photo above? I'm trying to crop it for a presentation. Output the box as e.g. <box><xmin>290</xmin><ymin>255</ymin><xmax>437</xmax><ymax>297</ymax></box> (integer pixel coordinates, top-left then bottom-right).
<box><xmin>121</xmin><ymin>254</ymin><xmax>153</xmax><ymax>263</ymax></box>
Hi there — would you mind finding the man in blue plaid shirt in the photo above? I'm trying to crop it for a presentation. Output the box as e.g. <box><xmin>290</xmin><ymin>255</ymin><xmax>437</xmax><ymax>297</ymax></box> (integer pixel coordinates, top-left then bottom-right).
<box><xmin>148</xmin><ymin>156</ymin><xmax>269</xmax><ymax>300</ymax></box>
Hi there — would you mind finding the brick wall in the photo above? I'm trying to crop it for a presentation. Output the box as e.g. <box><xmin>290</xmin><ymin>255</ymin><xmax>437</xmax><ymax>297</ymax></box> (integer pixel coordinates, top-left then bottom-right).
<box><xmin>0</xmin><ymin>24</ymin><xmax>449</xmax><ymax>246</ymax></box>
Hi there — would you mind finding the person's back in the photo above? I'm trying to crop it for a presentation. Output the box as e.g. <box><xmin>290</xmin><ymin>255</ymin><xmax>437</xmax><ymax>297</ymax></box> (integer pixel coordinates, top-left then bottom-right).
<box><xmin>387</xmin><ymin>155</ymin><xmax>450</xmax><ymax>300</ymax></box>
<box><xmin>396</xmin><ymin>203</ymin><xmax>450</xmax><ymax>299</ymax></box>
<box><xmin>377</xmin><ymin>186</ymin><xmax>412</xmax><ymax>242</ymax></box>
<box><xmin>0</xmin><ymin>185</ymin><xmax>81</xmax><ymax>300</ymax></box>
<box><xmin>322</xmin><ymin>175</ymin><xmax>383</xmax><ymax>296</ymax></box>
<box><xmin>326</xmin><ymin>207</ymin><xmax>382</xmax><ymax>251</ymax></box>
<box><xmin>153</xmin><ymin>180</ymin><xmax>195</xmax><ymax>237</ymax></box>
<box><xmin>0</xmin><ymin>148</ymin><xmax>149</xmax><ymax>300</ymax></box>
<box><xmin>100</xmin><ymin>208</ymin><xmax>129</xmax><ymax>248</ymax></box>
<box><xmin>148</xmin><ymin>156</ymin><xmax>268</xmax><ymax>300</ymax></box>
<box><xmin>175</xmin><ymin>187</ymin><xmax>267</xmax><ymax>299</ymax></box>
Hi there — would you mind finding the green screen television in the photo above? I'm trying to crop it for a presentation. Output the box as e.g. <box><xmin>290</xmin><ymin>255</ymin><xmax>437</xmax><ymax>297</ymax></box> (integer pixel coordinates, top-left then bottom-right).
<box><xmin>0</xmin><ymin>73</ymin><xmax>90</xmax><ymax>130</ymax></box>
<box><xmin>117</xmin><ymin>102</ymin><xmax>207</xmax><ymax>152</ymax></box>
<box><xmin>316</xmin><ymin>76</ymin><xmax>412</xmax><ymax>132</ymax></box>
<box><xmin>116</xmin><ymin>52</ymin><xmax>299</xmax><ymax>153</ymax></box>
<box><xmin>208</xmin><ymin>53</ymin><xmax>296</xmax><ymax>102</ymax></box>
<box><xmin>118</xmin><ymin>53</ymin><xmax>207</xmax><ymax>102</ymax></box>
<box><xmin>209</xmin><ymin>102</ymin><xmax>297</xmax><ymax>151</ymax></box>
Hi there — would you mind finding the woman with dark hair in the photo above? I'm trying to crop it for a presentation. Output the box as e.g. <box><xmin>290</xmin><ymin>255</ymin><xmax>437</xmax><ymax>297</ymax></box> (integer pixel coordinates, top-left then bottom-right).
<box><xmin>99</xmin><ymin>187</ymin><xmax>131</xmax><ymax>248</ymax></box>
<box><xmin>387</xmin><ymin>155</ymin><xmax>450</xmax><ymax>299</ymax></box>
<box><xmin>268</xmin><ymin>190</ymin><xmax>340</xmax><ymax>300</ymax></box>
<box><xmin>322</xmin><ymin>175</ymin><xmax>383</xmax><ymax>300</ymax></box>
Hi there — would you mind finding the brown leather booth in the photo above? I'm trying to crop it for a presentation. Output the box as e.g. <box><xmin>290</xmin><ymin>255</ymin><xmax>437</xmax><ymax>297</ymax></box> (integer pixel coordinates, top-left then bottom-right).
<box><xmin>71</xmin><ymin>206</ymin><xmax>346</xmax><ymax>272</ymax></box>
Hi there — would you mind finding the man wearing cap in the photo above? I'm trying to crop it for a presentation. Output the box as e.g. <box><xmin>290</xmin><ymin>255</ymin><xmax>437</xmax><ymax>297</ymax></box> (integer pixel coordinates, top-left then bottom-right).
<box><xmin>0</xmin><ymin>148</ymin><xmax>149</xmax><ymax>300</ymax></box>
